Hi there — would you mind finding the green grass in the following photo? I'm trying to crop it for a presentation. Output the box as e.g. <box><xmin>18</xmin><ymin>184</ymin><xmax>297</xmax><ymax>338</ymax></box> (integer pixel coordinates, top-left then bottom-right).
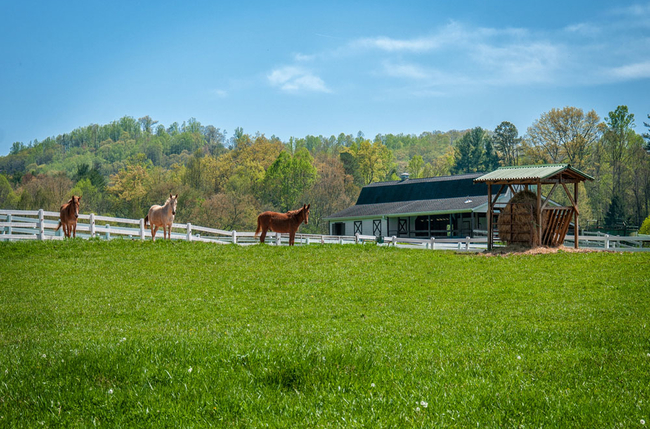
<box><xmin>0</xmin><ymin>240</ymin><xmax>649</xmax><ymax>428</ymax></box>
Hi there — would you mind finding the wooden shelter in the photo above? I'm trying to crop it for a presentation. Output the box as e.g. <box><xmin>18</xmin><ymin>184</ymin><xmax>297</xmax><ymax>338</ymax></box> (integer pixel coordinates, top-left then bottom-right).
<box><xmin>474</xmin><ymin>165</ymin><xmax>594</xmax><ymax>250</ymax></box>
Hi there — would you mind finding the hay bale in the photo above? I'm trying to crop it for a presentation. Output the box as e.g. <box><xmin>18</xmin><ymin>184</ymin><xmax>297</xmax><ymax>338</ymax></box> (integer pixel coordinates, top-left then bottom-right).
<box><xmin>497</xmin><ymin>190</ymin><xmax>544</xmax><ymax>247</ymax></box>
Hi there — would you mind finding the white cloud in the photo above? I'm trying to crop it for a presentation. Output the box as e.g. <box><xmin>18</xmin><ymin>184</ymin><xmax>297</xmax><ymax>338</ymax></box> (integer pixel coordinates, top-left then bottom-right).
<box><xmin>211</xmin><ymin>89</ymin><xmax>228</xmax><ymax>98</ymax></box>
<box><xmin>268</xmin><ymin>66</ymin><xmax>331</xmax><ymax>93</ymax></box>
<box><xmin>473</xmin><ymin>42</ymin><xmax>562</xmax><ymax>85</ymax></box>
<box><xmin>382</xmin><ymin>61</ymin><xmax>430</xmax><ymax>79</ymax></box>
<box><xmin>608</xmin><ymin>60</ymin><xmax>650</xmax><ymax>80</ymax></box>
<box><xmin>355</xmin><ymin>35</ymin><xmax>441</xmax><ymax>52</ymax></box>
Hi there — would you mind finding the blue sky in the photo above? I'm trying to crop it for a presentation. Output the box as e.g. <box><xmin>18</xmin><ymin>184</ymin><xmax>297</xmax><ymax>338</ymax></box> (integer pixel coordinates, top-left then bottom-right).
<box><xmin>1</xmin><ymin>1</ymin><xmax>649</xmax><ymax>155</ymax></box>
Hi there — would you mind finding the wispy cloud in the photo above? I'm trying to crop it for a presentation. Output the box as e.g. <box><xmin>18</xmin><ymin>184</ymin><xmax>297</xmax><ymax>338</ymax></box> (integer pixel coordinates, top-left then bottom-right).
<box><xmin>268</xmin><ymin>66</ymin><xmax>331</xmax><ymax>93</ymax></box>
<box><xmin>608</xmin><ymin>60</ymin><xmax>650</xmax><ymax>80</ymax></box>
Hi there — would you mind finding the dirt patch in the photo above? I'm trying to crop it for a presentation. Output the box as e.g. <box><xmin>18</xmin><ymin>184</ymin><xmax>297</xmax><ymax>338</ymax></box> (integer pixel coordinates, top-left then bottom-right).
<box><xmin>479</xmin><ymin>245</ymin><xmax>603</xmax><ymax>257</ymax></box>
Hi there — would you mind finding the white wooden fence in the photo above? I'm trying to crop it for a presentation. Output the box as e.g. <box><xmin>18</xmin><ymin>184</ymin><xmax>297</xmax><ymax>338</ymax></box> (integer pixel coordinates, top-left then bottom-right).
<box><xmin>1</xmin><ymin>209</ymin><xmax>649</xmax><ymax>251</ymax></box>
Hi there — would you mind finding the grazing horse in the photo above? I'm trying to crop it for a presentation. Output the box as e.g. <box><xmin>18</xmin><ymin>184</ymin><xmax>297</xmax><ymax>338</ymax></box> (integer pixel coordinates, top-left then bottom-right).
<box><xmin>144</xmin><ymin>194</ymin><xmax>178</xmax><ymax>241</ymax></box>
<box><xmin>255</xmin><ymin>204</ymin><xmax>310</xmax><ymax>246</ymax></box>
<box><xmin>56</xmin><ymin>196</ymin><xmax>81</xmax><ymax>238</ymax></box>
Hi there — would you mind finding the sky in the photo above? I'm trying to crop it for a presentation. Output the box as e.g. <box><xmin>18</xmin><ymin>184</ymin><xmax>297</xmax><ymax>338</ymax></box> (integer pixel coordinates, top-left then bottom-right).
<box><xmin>1</xmin><ymin>0</ymin><xmax>649</xmax><ymax>155</ymax></box>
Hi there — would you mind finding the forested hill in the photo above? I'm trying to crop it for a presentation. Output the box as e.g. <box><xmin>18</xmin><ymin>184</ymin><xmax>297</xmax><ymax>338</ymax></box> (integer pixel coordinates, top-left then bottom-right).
<box><xmin>1</xmin><ymin>107</ymin><xmax>649</xmax><ymax>234</ymax></box>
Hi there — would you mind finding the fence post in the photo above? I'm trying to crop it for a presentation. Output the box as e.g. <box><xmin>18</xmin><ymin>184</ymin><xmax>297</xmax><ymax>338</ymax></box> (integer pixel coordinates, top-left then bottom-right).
<box><xmin>89</xmin><ymin>213</ymin><xmax>95</xmax><ymax>237</ymax></box>
<box><xmin>355</xmin><ymin>233</ymin><xmax>359</xmax><ymax>244</ymax></box>
<box><xmin>232</xmin><ymin>230</ymin><xmax>237</xmax><ymax>244</ymax></box>
<box><xmin>392</xmin><ymin>236</ymin><xmax>397</xmax><ymax>247</ymax></box>
<box><xmin>186</xmin><ymin>223</ymin><xmax>192</xmax><ymax>242</ymax></box>
<box><xmin>321</xmin><ymin>235</ymin><xmax>325</xmax><ymax>245</ymax></box>
<box><xmin>38</xmin><ymin>209</ymin><xmax>45</xmax><ymax>240</ymax></box>
<box><xmin>105</xmin><ymin>224</ymin><xmax>110</xmax><ymax>240</ymax></box>
<box><xmin>139</xmin><ymin>218</ymin><xmax>145</xmax><ymax>240</ymax></box>
<box><xmin>465</xmin><ymin>236</ymin><xmax>470</xmax><ymax>251</ymax></box>
<box><xmin>430</xmin><ymin>237</ymin><xmax>435</xmax><ymax>250</ymax></box>
<box><xmin>6</xmin><ymin>213</ymin><xmax>11</xmax><ymax>236</ymax></box>
<box><xmin>605</xmin><ymin>234</ymin><xmax>610</xmax><ymax>250</ymax></box>
<box><xmin>276</xmin><ymin>232</ymin><xmax>281</xmax><ymax>246</ymax></box>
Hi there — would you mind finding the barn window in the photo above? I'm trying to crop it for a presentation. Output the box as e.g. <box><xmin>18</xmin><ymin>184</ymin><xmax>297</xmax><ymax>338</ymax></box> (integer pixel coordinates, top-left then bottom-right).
<box><xmin>354</xmin><ymin>221</ymin><xmax>362</xmax><ymax>235</ymax></box>
<box><xmin>332</xmin><ymin>222</ymin><xmax>345</xmax><ymax>235</ymax></box>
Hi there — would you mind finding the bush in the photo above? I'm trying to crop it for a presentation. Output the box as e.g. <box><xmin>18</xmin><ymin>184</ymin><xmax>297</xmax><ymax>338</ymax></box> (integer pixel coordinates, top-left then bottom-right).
<box><xmin>639</xmin><ymin>214</ymin><xmax>650</xmax><ymax>235</ymax></box>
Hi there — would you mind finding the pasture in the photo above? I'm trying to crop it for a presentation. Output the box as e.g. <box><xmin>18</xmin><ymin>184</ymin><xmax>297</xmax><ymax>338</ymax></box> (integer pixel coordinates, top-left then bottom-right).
<box><xmin>0</xmin><ymin>240</ymin><xmax>648</xmax><ymax>427</ymax></box>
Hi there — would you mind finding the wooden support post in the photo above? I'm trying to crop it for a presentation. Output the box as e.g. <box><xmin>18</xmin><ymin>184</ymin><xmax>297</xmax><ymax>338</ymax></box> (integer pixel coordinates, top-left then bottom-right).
<box><xmin>186</xmin><ymin>223</ymin><xmax>192</xmax><ymax>242</ymax></box>
<box><xmin>574</xmin><ymin>182</ymin><xmax>579</xmax><ymax>249</ymax></box>
<box><xmin>536</xmin><ymin>181</ymin><xmax>542</xmax><ymax>247</ymax></box>
<box><xmin>232</xmin><ymin>230</ymin><xmax>237</xmax><ymax>244</ymax></box>
<box><xmin>139</xmin><ymin>218</ymin><xmax>145</xmax><ymax>240</ymax></box>
<box><xmin>487</xmin><ymin>183</ymin><xmax>493</xmax><ymax>250</ymax></box>
<box><xmin>6</xmin><ymin>214</ymin><xmax>12</xmax><ymax>236</ymax></box>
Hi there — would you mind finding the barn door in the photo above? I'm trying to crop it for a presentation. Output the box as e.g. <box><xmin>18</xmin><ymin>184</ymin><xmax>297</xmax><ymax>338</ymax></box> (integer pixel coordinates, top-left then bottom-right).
<box><xmin>373</xmin><ymin>219</ymin><xmax>382</xmax><ymax>237</ymax></box>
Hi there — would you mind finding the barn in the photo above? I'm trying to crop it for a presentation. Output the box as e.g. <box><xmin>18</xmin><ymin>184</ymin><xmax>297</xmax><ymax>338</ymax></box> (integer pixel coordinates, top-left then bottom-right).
<box><xmin>325</xmin><ymin>173</ymin><xmax>512</xmax><ymax>239</ymax></box>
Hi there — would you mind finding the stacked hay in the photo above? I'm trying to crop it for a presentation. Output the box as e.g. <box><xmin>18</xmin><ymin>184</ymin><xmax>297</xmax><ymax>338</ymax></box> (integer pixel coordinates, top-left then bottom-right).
<box><xmin>497</xmin><ymin>190</ymin><xmax>544</xmax><ymax>247</ymax></box>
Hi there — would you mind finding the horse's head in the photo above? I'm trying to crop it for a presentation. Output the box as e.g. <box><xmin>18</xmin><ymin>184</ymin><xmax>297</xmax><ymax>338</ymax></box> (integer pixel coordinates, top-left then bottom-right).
<box><xmin>169</xmin><ymin>194</ymin><xmax>178</xmax><ymax>216</ymax></box>
<box><xmin>71</xmin><ymin>195</ymin><xmax>81</xmax><ymax>218</ymax></box>
<box><xmin>302</xmin><ymin>204</ymin><xmax>310</xmax><ymax>225</ymax></box>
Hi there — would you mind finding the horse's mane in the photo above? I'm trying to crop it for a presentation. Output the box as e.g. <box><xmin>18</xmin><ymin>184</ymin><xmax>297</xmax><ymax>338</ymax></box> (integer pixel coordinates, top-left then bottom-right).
<box><xmin>286</xmin><ymin>207</ymin><xmax>306</xmax><ymax>219</ymax></box>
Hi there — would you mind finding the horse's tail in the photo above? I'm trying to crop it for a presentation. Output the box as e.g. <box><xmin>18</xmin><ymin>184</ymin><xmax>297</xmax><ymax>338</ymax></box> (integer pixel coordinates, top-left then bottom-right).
<box><xmin>255</xmin><ymin>215</ymin><xmax>261</xmax><ymax>237</ymax></box>
<box><xmin>144</xmin><ymin>215</ymin><xmax>149</xmax><ymax>228</ymax></box>
<box><xmin>55</xmin><ymin>221</ymin><xmax>61</xmax><ymax>231</ymax></box>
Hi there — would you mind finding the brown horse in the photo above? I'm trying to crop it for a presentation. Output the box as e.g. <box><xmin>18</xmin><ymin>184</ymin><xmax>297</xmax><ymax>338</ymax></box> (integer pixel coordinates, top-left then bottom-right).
<box><xmin>144</xmin><ymin>194</ymin><xmax>178</xmax><ymax>241</ymax></box>
<box><xmin>56</xmin><ymin>196</ymin><xmax>81</xmax><ymax>238</ymax></box>
<box><xmin>255</xmin><ymin>204</ymin><xmax>310</xmax><ymax>246</ymax></box>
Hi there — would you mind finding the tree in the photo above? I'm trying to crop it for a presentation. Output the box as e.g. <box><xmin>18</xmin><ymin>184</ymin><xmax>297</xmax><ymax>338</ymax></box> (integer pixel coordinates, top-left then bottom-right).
<box><xmin>341</xmin><ymin>139</ymin><xmax>394</xmax><ymax>185</ymax></box>
<box><xmin>451</xmin><ymin>127</ymin><xmax>496</xmax><ymax>174</ymax></box>
<box><xmin>493</xmin><ymin>121</ymin><xmax>521</xmax><ymax>166</ymax></box>
<box><xmin>304</xmin><ymin>155</ymin><xmax>355</xmax><ymax>233</ymax></box>
<box><xmin>407</xmin><ymin>155</ymin><xmax>424</xmax><ymax>178</ymax></box>
<box><xmin>643</xmin><ymin>115</ymin><xmax>650</xmax><ymax>153</ymax></box>
<box><xmin>0</xmin><ymin>175</ymin><xmax>18</xmax><ymax>208</ymax></box>
<box><xmin>525</xmin><ymin>107</ymin><xmax>601</xmax><ymax>169</ymax></box>
<box><xmin>263</xmin><ymin>148</ymin><xmax>317</xmax><ymax>211</ymax></box>
<box><xmin>107</xmin><ymin>164</ymin><xmax>152</xmax><ymax>217</ymax></box>
<box><xmin>605</xmin><ymin>194</ymin><xmax>625</xmax><ymax>226</ymax></box>
<box><xmin>138</xmin><ymin>116</ymin><xmax>158</xmax><ymax>134</ymax></box>
<box><xmin>603</xmin><ymin>105</ymin><xmax>635</xmax><ymax>196</ymax></box>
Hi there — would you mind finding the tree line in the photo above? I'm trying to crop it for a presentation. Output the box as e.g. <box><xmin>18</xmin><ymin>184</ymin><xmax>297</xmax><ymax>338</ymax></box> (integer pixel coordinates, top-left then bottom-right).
<box><xmin>1</xmin><ymin>107</ymin><xmax>649</xmax><ymax>233</ymax></box>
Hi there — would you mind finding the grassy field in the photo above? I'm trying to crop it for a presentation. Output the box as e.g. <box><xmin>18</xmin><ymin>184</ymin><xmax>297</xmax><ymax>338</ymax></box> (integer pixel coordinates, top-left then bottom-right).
<box><xmin>0</xmin><ymin>240</ymin><xmax>649</xmax><ymax>428</ymax></box>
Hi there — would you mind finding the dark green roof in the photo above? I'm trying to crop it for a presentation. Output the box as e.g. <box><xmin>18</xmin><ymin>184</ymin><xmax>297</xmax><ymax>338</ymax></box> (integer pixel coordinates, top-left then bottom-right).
<box><xmin>325</xmin><ymin>173</ymin><xmax>490</xmax><ymax>220</ymax></box>
<box><xmin>356</xmin><ymin>173</ymin><xmax>487</xmax><ymax>205</ymax></box>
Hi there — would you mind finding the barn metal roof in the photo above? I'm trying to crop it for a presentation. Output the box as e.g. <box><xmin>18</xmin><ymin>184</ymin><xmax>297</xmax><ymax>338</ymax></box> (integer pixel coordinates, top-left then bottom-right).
<box><xmin>325</xmin><ymin>173</ymin><xmax>493</xmax><ymax>220</ymax></box>
<box><xmin>325</xmin><ymin>196</ymin><xmax>489</xmax><ymax>220</ymax></box>
<box><xmin>474</xmin><ymin>164</ymin><xmax>593</xmax><ymax>183</ymax></box>
<box><xmin>356</xmin><ymin>173</ymin><xmax>487</xmax><ymax>205</ymax></box>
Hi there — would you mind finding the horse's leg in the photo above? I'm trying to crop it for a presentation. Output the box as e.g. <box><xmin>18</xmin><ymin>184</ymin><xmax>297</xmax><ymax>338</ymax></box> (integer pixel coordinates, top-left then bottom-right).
<box><xmin>63</xmin><ymin>223</ymin><xmax>69</xmax><ymax>238</ymax></box>
<box><xmin>152</xmin><ymin>225</ymin><xmax>158</xmax><ymax>241</ymax></box>
<box><xmin>164</xmin><ymin>225</ymin><xmax>169</xmax><ymax>240</ymax></box>
<box><xmin>72</xmin><ymin>222</ymin><xmax>77</xmax><ymax>238</ymax></box>
<box><xmin>289</xmin><ymin>231</ymin><xmax>295</xmax><ymax>246</ymax></box>
<box><xmin>260</xmin><ymin>228</ymin><xmax>267</xmax><ymax>244</ymax></box>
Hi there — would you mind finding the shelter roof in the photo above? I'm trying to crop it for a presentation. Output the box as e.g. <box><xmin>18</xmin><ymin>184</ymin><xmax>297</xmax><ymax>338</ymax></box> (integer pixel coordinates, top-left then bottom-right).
<box><xmin>474</xmin><ymin>164</ymin><xmax>593</xmax><ymax>184</ymax></box>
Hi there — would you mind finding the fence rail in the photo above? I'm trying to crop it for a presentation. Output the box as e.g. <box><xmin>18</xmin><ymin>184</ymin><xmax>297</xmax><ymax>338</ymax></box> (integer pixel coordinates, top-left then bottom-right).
<box><xmin>1</xmin><ymin>209</ymin><xmax>649</xmax><ymax>251</ymax></box>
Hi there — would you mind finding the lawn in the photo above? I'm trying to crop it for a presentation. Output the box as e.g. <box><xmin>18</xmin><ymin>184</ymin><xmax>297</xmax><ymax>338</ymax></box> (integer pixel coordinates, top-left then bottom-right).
<box><xmin>0</xmin><ymin>240</ymin><xmax>649</xmax><ymax>427</ymax></box>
